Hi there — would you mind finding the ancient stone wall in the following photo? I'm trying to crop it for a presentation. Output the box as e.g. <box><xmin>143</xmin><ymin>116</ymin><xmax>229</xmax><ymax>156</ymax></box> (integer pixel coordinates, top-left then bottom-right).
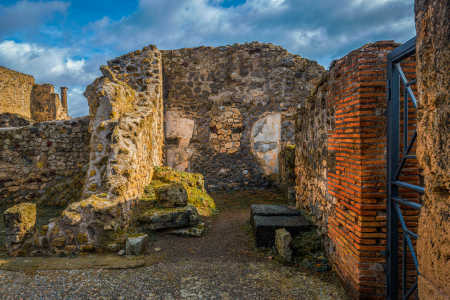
<box><xmin>31</xmin><ymin>84</ymin><xmax>69</xmax><ymax>122</ymax></box>
<box><xmin>162</xmin><ymin>43</ymin><xmax>324</xmax><ymax>190</ymax></box>
<box><xmin>44</xmin><ymin>45</ymin><xmax>164</xmax><ymax>254</ymax></box>
<box><xmin>0</xmin><ymin>117</ymin><xmax>90</xmax><ymax>208</ymax></box>
<box><xmin>415</xmin><ymin>0</ymin><xmax>450</xmax><ymax>299</ymax></box>
<box><xmin>295</xmin><ymin>73</ymin><xmax>335</xmax><ymax>236</ymax></box>
<box><xmin>0</xmin><ymin>66</ymin><xmax>35</xmax><ymax>119</ymax></box>
<box><xmin>0</xmin><ymin>113</ymin><xmax>32</xmax><ymax>128</ymax></box>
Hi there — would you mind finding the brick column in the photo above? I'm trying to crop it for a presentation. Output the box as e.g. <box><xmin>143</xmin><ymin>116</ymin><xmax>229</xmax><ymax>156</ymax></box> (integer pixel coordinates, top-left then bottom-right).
<box><xmin>326</xmin><ymin>41</ymin><xmax>402</xmax><ymax>299</ymax></box>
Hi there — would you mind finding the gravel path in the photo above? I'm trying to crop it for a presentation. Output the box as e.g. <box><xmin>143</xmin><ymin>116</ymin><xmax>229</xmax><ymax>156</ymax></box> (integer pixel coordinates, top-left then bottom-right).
<box><xmin>0</xmin><ymin>190</ymin><xmax>349</xmax><ymax>300</ymax></box>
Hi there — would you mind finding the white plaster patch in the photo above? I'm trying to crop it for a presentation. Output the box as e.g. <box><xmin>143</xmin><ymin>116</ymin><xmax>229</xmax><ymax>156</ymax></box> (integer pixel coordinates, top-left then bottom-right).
<box><xmin>251</xmin><ymin>113</ymin><xmax>281</xmax><ymax>176</ymax></box>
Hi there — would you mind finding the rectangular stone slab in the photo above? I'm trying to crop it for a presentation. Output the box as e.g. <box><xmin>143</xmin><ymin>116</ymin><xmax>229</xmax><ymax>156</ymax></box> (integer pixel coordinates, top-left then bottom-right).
<box><xmin>252</xmin><ymin>215</ymin><xmax>312</xmax><ymax>248</ymax></box>
<box><xmin>250</xmin><ymin>204</ymin><xmax>301</xmax><ymax>225</ymax></box>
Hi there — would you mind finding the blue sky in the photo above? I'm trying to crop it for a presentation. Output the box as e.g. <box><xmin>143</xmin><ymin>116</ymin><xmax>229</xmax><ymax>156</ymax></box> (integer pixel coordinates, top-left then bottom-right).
<box><xmin>0</xmin><ymin>0</ymin><xmax>416</xmax><ymax>117</ymax></box>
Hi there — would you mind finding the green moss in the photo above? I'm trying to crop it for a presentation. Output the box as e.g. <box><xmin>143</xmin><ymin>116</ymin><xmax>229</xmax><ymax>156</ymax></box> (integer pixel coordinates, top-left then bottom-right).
<box><xmin>141</xmin><ymin>167</ymin><xmax>216</xmax><ymax>216</ymax></box>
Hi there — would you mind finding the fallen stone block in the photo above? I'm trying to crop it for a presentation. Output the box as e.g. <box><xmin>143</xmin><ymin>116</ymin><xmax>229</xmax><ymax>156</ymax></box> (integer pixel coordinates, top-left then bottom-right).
<box><xmin>252</xmin><ymin>215</ymin><xmax>311</xmax><ymax>248</ymax></box>
<box><xmin>126</xmin><ymin>234</ymin><xmax>149</xmax><ymax>255</ymax></box>
<box><xmin>168</xmin><ymin>222</ymin><xmax>205</xmax><ymax>237</ymax></box>
<box><xmin>137</xmin><ymin>205</ymin><xmax>200</xmax><ymax>230</ymax></box>
<box><xmin>155</xmin><ymin>183</ymin><xmax>188</xmax><ymax>208</ymax></box>
<box><xmin>275</xmin><ymin>228</ymin><xmax>292</xmax><ymax>262</ymax></box>
<box><xmin>250</xmin><ymin>204</ymin><xmax>301</xmax><ymax>225</ymax></box>
<box><xmin>3</xmin><ymin>202</ymin><xmax>36</xmax><ymax>255</ymax></box>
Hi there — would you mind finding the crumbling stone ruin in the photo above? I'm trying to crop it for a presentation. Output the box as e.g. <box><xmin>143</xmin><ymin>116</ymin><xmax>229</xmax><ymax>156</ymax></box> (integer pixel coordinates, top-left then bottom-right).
<box><xmin>0</xmin><ymin>0</ymin><xmax>448</xmax><ymax>298</ymax></box>
<box><xmin>0</xmin><ymin>66</ymin><xmax>69</xmax><ymax>126</ymax></box>
<box><xmin>1</xmin><ymin>42</ymin><xmax>322</xmax><ymax>256</ymax></box>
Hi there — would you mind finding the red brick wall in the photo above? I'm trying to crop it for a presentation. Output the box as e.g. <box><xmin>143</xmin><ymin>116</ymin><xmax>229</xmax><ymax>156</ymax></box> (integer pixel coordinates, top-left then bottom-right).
<box><xmin>323</xmin><ymin>41</ymin><xmax>418</xmax><ymax>299</ymax></box>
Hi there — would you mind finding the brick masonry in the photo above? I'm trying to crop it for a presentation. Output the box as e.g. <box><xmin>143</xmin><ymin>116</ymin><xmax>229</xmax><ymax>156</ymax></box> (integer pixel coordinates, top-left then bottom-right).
<box><xmin>295</xmin><ymin>41</ymin><xmax>421</xmax><ymax>299</ymax></box>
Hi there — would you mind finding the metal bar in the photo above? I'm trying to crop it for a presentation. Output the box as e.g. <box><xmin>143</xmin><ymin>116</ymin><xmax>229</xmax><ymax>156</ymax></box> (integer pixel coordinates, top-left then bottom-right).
<box><xmin>395</xmin><ymin>154</ymin><xmax>417</xmax><ymax>180</ymax></box>
<box><xmin>394</xmin><ymin>203</ymin><xmax>420</xmax><ymax>270</ymax></box>
<box><xmin>406</xmin><ymin>79</ymin><xmax>416</xmax><ymax>87</ymax></box>
<box><xmin>405</xmin><ymin>281</ymin><xmax>418</xmax><ymax>299</ymax></box>
<box><xmin>393</xmin><ymin>196</ymin><xmax>422</xmax><ymax>210</ymax></box>
<box><xmin>395</xmin><ymin>63</ymin><xmax>418</xmax><ymax>108</ymax></box>
<box><xmin>402</xmin><ymin>233</ymin><xmax>406</xmax><ymax>300</ymax></box>
<box><xmin>387</xmin><ymin>37</ymin><xmax>416</xmax><ymax>63</ymax></box>
<box><xmin>386</xmin><ymin>58</ymin><xmax>400</xmax><ymax>300</ymax></box>
<box><xmin>404</xmin><ymin>84</ymin><xmax>409</xmax><ymax>153</ymax></box>
<box><xmin>393</xmin><ymin>181</ymin><xmax>425</xmax><ymax>194</ymax></box>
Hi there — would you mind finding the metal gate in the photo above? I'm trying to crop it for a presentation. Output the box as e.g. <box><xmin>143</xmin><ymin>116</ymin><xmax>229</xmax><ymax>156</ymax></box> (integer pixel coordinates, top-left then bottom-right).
<box><xmin>386</xmin><ymin>37</ymin><xmax>424</xmax><ymax>300</ymax></box>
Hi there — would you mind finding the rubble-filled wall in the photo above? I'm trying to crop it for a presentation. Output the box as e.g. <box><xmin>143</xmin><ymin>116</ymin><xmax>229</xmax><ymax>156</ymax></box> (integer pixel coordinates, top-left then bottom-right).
<box><xmin>295</xmin><ymin>73</ymin><xmax>335</xmax><ymax>236</ymax></box>
<box><xmin>44</xmin><ymin>45</ymin><xmax>164</xmax><ymax>254</ymax></box>
<box><xmin>0</xmin><ymin>66</ymin><xmax>35</xmax><ymax>119</ymax></box>
<box><xmin>0</xmin><ymin>113</ymin><xmax>32</xmax><ymax>128</ymax></box>
<box><xmin>31</xmin><ymin>84</ymin><xmax>69</xmax><ymax>122</ymax></box>
<box><xmin>0</xmin><ymin>117</ymin><xmax>90</xmax><ymax>208</ymax></box>
<box><xmin>415</xmin><ymin>0</ymin><xmax>450</xmax><ymax>299</ymax></box>
<box><xmin>162</xmin><ymin>43</ymin><xmax>324</xmax><ymax>190</ymax></box>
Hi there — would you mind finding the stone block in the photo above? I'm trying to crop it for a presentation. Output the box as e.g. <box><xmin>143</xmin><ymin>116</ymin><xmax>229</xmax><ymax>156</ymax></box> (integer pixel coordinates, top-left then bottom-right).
<box><xmin>137</xmin><ymin>205</ymin><xmax>200</xmax><ymax>230</ymax></box>
<box><xmin>252</xmin><ymin>215</ymin><xmax>311</xmax><ymax>248</ymax></box>
<box><xmin>168</xmin><ymin>222</ymin><xmax>205</xmax><ymax>237</ymax></box>
<box><xmin>126</xmin><ymin>234</ymin><xmax>149</xmax><ymax>255</ymax></box>
<box><xmin>3</xmin><ymin>202</ymin><xmax>36</xmax><ymax>255</ymax></box>
<box><xmin>155</xmin><ymin>183</ymin><xmax>188</xmax><ymax>208</ymax></box>
<box><xmin>275</xmin><ymin>228</ymin><xmax>292</xmax><ymax>262</ymax></box>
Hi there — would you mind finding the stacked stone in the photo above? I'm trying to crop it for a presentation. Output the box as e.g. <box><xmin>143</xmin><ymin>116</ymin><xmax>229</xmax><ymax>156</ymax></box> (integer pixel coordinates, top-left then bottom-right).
<box><xmin>0</xmin><ymin>66</ymin><xmax>35</xmax><ymax>120</ymax></box>
<box><xmin>31</xmin><ymin>84</ymin><xmax>69</xmax><ymax>122</ymax></box>
<box><xmin>209</xmin><ymin>105</ymin><xmax>243</xmax><ymax>154</ymax></box>
<box><xmin>0</xmin><ymin>113</ymin><xmax>32</xmax><ymax>128</ymax></box>
<box><xmin>162</xmin><ymin>42</ymin><xmax>325</xmax><ymax>190</ymax></box>
<box><xmin>295</xmin><ymin>73</ymin><xmax>334</xmax><ymax>235</ymax></box>
<box><xmin>0</xmin><ymin>117</ymin><xmax>91</xmax><ymax>207</ymax></box>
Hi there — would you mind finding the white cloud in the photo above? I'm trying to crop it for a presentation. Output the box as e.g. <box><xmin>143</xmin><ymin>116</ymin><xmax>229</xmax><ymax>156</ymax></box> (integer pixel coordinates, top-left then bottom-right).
<box><xmin>68</xmin><ymin>87</ymin><xmax>89</xmax><ymax>117</ymax></box>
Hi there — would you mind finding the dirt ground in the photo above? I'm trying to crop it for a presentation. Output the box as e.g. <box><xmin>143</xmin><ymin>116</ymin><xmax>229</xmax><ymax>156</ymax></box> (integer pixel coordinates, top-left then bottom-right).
<box><xmin>0</xmin><ymin>190</ymin><xmax>349</xmax><ymax>299</ymax></box>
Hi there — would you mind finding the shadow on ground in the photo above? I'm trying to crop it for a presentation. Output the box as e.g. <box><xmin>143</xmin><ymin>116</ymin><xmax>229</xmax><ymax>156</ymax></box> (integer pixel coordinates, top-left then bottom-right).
<box><xmin>0</xmin><ymin>189</ymin><xmax>349</xmax><ymax>299</ymax></box>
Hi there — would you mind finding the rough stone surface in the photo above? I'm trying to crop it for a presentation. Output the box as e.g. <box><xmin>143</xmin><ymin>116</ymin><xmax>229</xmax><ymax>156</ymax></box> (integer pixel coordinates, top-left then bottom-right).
<box><xmin>415</xmin><ymin>1</ymin><xmax>450</xmax><ymax>299</ymax></box>
<box><xmin>250</xmin><ymin>204</ymin><xmax>301</xmax><ymax>225</ymax></box>
<box><xmin>154</xmin><ymin>183</ymin><xmax>188</xmax><ymax>208</ymax></box>
<box><xmin>0</xmin><ymin>113</ymin><xmax>32</xmax><ymax>128</ymax></box>
<box><xmin>0</xmin><ymin>117</ymin><xmax>91</xmax><ymax>207</ymax></box>
<box><xmin>275</xmin><ymin>228</ymin><xmax>292</xmax><ymax>262</ymax></box>
<box><xmin>31</xmin><ymin>84</ymin><xmax>69</xmax><ymax>122</ymax></box>
<box><xmin>3</xmin><ymin>203</ymin><xmax>36</xmax><ymax>255</ymax></box>
<box><xmin>295</xmin><ymin>73</ymin><xmax>334</xmax><ymax>236</ymax></box>
<box><xmin>0</xmin><ymin>66</ymin><xmax>35</xmax><ymax>119</ymax></box>
<box><xmin>142</xmin><ymin>166</ymin><xmax>216</xmax><ymax>217</ymax></box>
<box><xmin>278</xmin><ymin>144</ymin><xmax>296</xmax><ymax>203</ymax></box>
<box><xmin>0</xmin><ymin>66</ymin><xmax>70</xmax><ymax>123</ymax></box>
<box><xmin>137</xmin><ymin>205</ymin><xmax>200</xmax><ymax>230</ymax></box>
<box><xmin>252</xmin><ymin>215</ymin><xmax>311</xmax><ymax>248</ymax></box>
<box><xmin>125</xmin><ymin>234</ymin><xmax>149</xmax><ymax>255</ymax></box>
<box><xmin>168</xmin><ymin>222</ymin><xmax>206</xmax><ymax>237</ymax></box>
<box><xmin>162</xmin><ymin>43</ymin><xmax>325</xmax><ymax>190</ymax></box>
<box><xmin>44</xmin><ymin>45</ymin><xmax>165</xmax><ymax>254</ymax></box>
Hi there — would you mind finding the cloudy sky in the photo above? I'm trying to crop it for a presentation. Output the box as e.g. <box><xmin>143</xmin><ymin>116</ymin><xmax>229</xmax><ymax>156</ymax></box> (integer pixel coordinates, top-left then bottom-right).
<box><xmin>0</xmin><ymin>0</ymin><xmax>416</xmax><ymax>117</ymax></box>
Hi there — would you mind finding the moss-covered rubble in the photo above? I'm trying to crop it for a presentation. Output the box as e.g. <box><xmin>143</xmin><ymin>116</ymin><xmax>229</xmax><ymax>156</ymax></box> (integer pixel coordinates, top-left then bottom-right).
<box><xmin>140</xmin><ymin>166</ymin><xmax>216</xmax><ymax>216</ymax></box>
